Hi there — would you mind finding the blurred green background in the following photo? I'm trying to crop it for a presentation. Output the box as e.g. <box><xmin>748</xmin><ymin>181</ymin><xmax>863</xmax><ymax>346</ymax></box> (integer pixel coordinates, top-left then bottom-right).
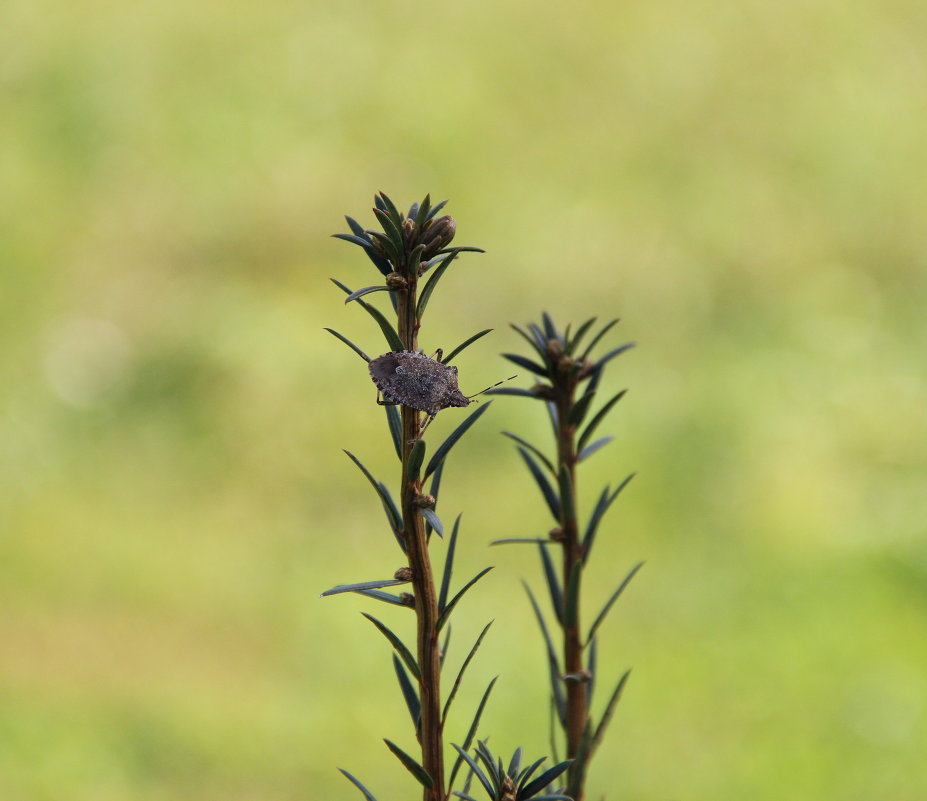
<box><xmin>2</xmin><ymin>0</ymin><xmax>926</xmax><ymax>799</ymax></box>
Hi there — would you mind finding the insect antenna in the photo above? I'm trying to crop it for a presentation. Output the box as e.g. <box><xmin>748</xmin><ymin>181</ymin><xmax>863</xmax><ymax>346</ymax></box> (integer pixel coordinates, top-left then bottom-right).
<box><xmin>466</xmin><ymin>375</ymin><xmax>517</xmax><ymax>402</ymax></box>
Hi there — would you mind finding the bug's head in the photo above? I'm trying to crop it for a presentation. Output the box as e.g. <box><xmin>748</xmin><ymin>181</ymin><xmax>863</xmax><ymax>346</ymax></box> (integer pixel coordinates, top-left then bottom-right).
<box><xmin>443</xmin><ymin>386</ymin><xmax>471</xmax><ymax>408</ymax></box>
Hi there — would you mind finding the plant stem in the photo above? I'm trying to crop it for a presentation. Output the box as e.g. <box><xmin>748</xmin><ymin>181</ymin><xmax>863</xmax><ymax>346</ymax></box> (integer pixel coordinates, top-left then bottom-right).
<box><xmin>397</xmin><ymin>277</ymin><xmax>445</xmax><ymax>801</ymax></box>
<box><xmin>556</xmin><ymin>385</ymin><xmax>587</xmax><ymax>801</ymax></box>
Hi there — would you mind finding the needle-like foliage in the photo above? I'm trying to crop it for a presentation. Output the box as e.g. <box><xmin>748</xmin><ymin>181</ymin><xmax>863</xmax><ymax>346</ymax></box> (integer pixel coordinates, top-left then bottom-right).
<box><xmin>450</xmin><ymin>741</ymin><xmax>573</xmax><ymax>801</ymax></box>
<box><xmin>323</xmin><ymin>196</ymin><xmax>570</xmax><ymax>801</ymax></box>
<box><xmin>490</xmin><ymin>314</ymin><xmax>641</xmax><ymax>801</ymax></box>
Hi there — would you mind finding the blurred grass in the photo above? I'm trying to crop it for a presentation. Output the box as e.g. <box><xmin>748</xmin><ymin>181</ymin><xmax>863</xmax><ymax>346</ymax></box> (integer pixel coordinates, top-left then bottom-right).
<box><xmin>2</xmin><ymin>0</ymin><xmax>926</xmax><ymax>798</ymax></box>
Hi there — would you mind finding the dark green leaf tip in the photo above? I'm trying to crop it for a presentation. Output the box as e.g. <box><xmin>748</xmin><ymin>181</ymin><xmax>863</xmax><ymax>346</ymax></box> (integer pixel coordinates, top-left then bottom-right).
<box><xmin>383</xmin><ymin>739</ymin><xmax>434</xmax><ymax>788</ymax></box>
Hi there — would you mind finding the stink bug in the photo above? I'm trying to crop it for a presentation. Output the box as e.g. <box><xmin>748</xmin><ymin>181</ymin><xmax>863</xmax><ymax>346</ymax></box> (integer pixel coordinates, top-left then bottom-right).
<box><xmin>369</xmin><ymin>350</ymin><xmax>514</xmax><ymax>421</ymax></box>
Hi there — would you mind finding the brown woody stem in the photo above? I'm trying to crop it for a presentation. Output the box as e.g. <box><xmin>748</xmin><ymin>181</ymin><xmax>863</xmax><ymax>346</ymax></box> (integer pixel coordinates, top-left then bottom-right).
<box><xmin>556</xmin><ymin>381</ymin><xmax>588</xmax><ymax>801</ymax></box>
<box><xmin>397</xmin><ymin>275</ymin><xmax>445</xmax><ymax>801</ymax></box>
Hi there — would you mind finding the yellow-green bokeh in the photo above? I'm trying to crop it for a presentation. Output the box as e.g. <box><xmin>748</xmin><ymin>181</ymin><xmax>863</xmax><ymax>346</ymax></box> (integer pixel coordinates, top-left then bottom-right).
<box><xmin>2</xmin><ymin>0</ymin><xmax>925</xmax><ymax>799</ymax></box>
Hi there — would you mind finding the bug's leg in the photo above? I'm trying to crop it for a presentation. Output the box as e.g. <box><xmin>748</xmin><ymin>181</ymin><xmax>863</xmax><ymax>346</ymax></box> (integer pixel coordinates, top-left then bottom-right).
<box><xmin>428</xmin><ymin>348</ymin><xmax>444</xmax><ymax>362</ymax></box>
<box><xmin>376</xmin><ymin>391</ymin><xmax>398</xmax><ymax>406</ymax></box>
<box><xmin>418</xmin><ymin>413</ymin><xmax>437</xmax><ymax>437</ymax></box>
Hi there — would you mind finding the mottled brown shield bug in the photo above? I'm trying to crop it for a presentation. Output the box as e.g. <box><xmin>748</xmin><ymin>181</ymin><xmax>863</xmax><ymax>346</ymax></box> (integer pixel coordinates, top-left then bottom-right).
<box><xmin>369</xmin><ymin>350</ymin><xmax>514</xmax><ymax>420</ymax></box>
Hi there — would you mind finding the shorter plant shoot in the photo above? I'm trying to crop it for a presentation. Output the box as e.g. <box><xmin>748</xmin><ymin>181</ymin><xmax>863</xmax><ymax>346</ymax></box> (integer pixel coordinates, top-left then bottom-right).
<box><xmin>490</xmin><ymin>313</ymin><xmax>641</xmax><ymax>801</ymax></box>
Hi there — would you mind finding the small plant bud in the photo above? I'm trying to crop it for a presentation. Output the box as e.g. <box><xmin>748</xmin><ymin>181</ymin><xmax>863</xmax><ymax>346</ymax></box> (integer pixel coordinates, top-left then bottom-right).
<box><xmin>501</xmin><ymin>775</ymin><xmax>516</xmax><ymax>801</ymax></box>
<box><xmin>531</xmin><ymin>383</ymin><xmax>556</xmax><ymax>400</ymax></box>
<box><xmin>549</xmin><ymin>527</ymin><xmax>566</xmax><ymax>542</ymax></box>
<box><xmin>413</xmin><ymin>493</ymin><xmax>436</xmax><ymax>508</ymax></box>
<box><xmin>421</xmin><ymin>215</ymin><xmax>456</xmax><ymax>258</ymax></box>
<box><xmin>365</xmin><ymin>230</ymin><xmax>391</xmax><ymax>259</ymax></box>
<box><xmin>563</xmin><ymin>668</ymin><xmax>593</xmax><ymax>683</ymax></box>
<box><xmin>399</xmin><ymin>592</ymin><xmax>415</xmax><ymax>607</ymax></box>
<box><xmin>394</xmin><ymin>566</ymin><xmax>414</xmax><ymax>581</ymax></box>
<box><xmin>386</xmin><ymin>271</ymin><xmax>407</xmax><ymax>289</ymax></box>
<box><xmin>402</xmin><ymin>217</ymin><xmax>416</xmax><ymax>245</ymax></box>
<box><xmin>547</xmin><ymin>338</ymin><xmax>563</xmax><ymax>358</ymax></box>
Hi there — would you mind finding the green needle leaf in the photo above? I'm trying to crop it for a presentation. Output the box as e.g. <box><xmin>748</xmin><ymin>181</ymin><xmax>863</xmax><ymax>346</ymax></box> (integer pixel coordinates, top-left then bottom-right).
<box><xmin>324</xmin><ymin>328</ymin><xmax>370</xmax><ymax>363</ymax></box>
<box><xmin>545</xmin><ymin>401</ymin><xmax>558</xmax><ymax>438</ymax></box>
<box><xmin>427</xmin><ymin>198</ymin><xmax>449</xmax><ymax>220</ymax></box>
<box><xmin>558</xmin><ymin>464</ymin><xmax>575</xmax><ymax>523</ymax></box>
<box><xmin>377</xmin><ymin>191</ymin><xmax>404</xmax><ymax>229</ymax></box>
<box><xmin>565</xmin><ymin>718</ymin><xmax>595</xmax><ymax>799</ymax></box>
<box><xmin>484</xmin><ymin>387</ymin><xmax>543</xmax><ymax>399</ymax></box>
<box><xmin>372</xmin><ymin>207</ymin><xmax>404</xmax><ymax>256</ymax></box>
<box><xmin>339</xmin><ymin>769</ymin><xmax>381</xmax><ymax>801</ymax></box>
<box><xmin>581</xmin><ymin>360</ymin><xmax>603</xmax><ymax>401</ymax></box>
<box><xmin>594</xmin><ymin>342</ymin><xmax>636</xmax><ymax>371</ymax></box>
<box><xmin>376</xmin><ymin>482</ymin><xmax>405</xmax><ymax>551</ymax></box>
<box><xmin>344</xmin><ymin>215</ymin><xmax>367</xmax><ymax>237</ymax></box>
<box><xmin>517</xmin><ymin>447</ymin><xmax>560</xmax><ymax>521</ymax></box>
<box><xmin>414</xmin><ymin>193</ymin><xmax>431</xmax><ymax>227</ymax></box>
<box><xmin>407</xmin><ymin>243</ymin><xmax>426</xmax><ymax>276</ymax></box>
<box><xmin>425</xmin><ymin>459</ymin><xmax>445</xmax><ymax>537</ymax></box>
<box><xmin>345</xmin><ymin>285</ymin><xmax>391</xmax><ymax>304</ymax></box>
<box><xmin>587</xmin><ymin>634</ymin><xmax>598</xmax><ymax>704</ymax></box>
<box><xmin>524</xmin><ymin>795</ymin><xmax>573</xmax><ymax>801</ymax></box>
<box><xmin>577</xmin><ymin>435</ymin><xmax>613</xmax><ymax>462</ymax></box>
<box><xmin>502</xmin><ymin>352</ymin><xmax>549</xmax><ymax>377</ymax></box>
<box><xmin>518</xmin><ymin>757</ymin><xmax>547</xmax><ymax>788</ymax></box>
<box><xmin>342</xmin><ymin>450</ymin><xmax>402</xmax><ymax>532</ymax></box>
<box><xmin>332</xmin><ymin>232</ymin><xmax>374</xmax><ymax>249</ymax></box>
<box><xmin>564</xmin><ymin>560</ymin><xmax>582</xmax><ymax>629</ymax></box>
<box><xmin>441</xmin><ymin>623</ymin><xmax>452</xmax><ymax>670</ymax></box>
<box><xmin>524</xmin><ymin>583</ymin><xmax>566</xmax><ymax>727</ymax></box>
<box><xmin>442</xmin><ymin>329</ymin><xmax>493</xmax><ymax>365</ymax></box>
<box><xmin>416</xmin><ymin>249</ymin><xmax>460</xmax><ymax>319</ymax></box>
<box><xmin>392</xmin><ymin>654</ymin><xmax>421</xmax><ymax>732</ymax></box>
<box><xmin>510</xmin><ymin>323</ymin><xmax>548</xmax><ymax>360</ymax></box>
<box><xmin>366</xmin><ymin>229</ymin><xmax>400</xmax><ymax>263</ymax></box>
<box><xmin>331</xmin><ymin>279</ymin><xmax>404</xmax><ymax>352</ymax></box>
<box><xmin>582</xmin><ymin>473</ymin><xmax>635</xmax><ymax>564</ymax></box>
<box><xmin>529</xmin><ymin>322</ymin><xmax>547</xmax><ymax>347</ymax></box>
<box><xmin>442</xmin><ymin>620</ymin><xmax>494</xmax><ymax>723</ymax></box>
<box><xmin>355</xmin><ymin>589</ymin><xmax>410</xmax><ymax>607</ymax></box>
<box><xmin>593</xmin><ymin>669</ymin><xmax>631</xmax><ymax>748</ymax></box>
<box><xmin>385</xmin><ymin>404</ymin><xmax>402</xmax><ymax>459</ymax></box>
<box><xmin>518</xmin><ymin>759</ymin><xmax>574</xmax><ymax>800</ymax></box>
<box><xmin>566</xmin><ymin>316</ymin><xmax>597</xmax><ymax>355</ymax></box>
<box><xmin>490</xmin><ymin>537</ymin><xmax>551</xmax><ymax>545</ymax></box>
<box><xmin>407</xmin><ymin>438</ymin><xmax>426</xmax><ymax>481</ymax></box>
<box><xmin>508</xmin><ymin>747</ymin><xmax>523</xmax><ymax>781</ymax></box>
<box><xmin>419</xmin><ymin>506</ymin><xmax>444</xmax><ymax>537</ymax></box>
<box><xmin>340</xmin><ymin>216</ymin><xmax>392</xmax><ymax>275</ymax></box>
<box><xmin>580</xmin><ymin>318</ymin><xmax>619</xmax><ymax>361</ymax></box>
<box><xmin>383</xmin><ymin>739</ymin><xmax>433</xmax><ymax>788</ymax></box>
<box><xmin>439</xmin><ymin>515</ymin><xmax>461</xmax><ymax>613</ymax></box>
<box><xmin>538</xmin><ymin>543</ymin><xmax>563</xmax><ymax>625</ymax></box>
<box><xmin>567</xmin><ymin>390</ymin><xmax>596</xmax><ymax>427</ymax></box>
<box><xmin>362</xmin><ymin>613</ymin><xmax>420</xmax><ymax>680</ymax></box>
<box><xmin>502</xmin><ymin>431</ymin><xmax>555</xmax><ymax>474</ymax></box>
<box><xmin>320</xmin><ymin>578</ymin><xmax>408</xmax><ymax>597</ymax></box>
<box><xmin>451</xmin><ymin>744</ymin><xmax>495</xmax><ymax>799</ymax></box>
<box><xmin>430</xmin><ymin>246</ymin><xmax>484</xmax><ymax>257</ymax></box>
<box><xmin>424</xmin><ymin>402</ymin><xmax>492</xmax><ymax>480</ymax></box>
<box><xmin>541</xmin><ymin>311</ymin><xmax>558</xmax><ymax>341</ymax></box>
<box><xmin>586</xmin><ymin>561</ymin><xmax>644</xmax><ymax>644</ymax></box>
<box><xmin>436</xmin><ymin>567</ymin><xmax>494</xmax><ymax>632</ymax></box>
<box><xmin>448</xmin><ymin>678</ymin><xmax>498</xmax><ymax>792</ymax></box>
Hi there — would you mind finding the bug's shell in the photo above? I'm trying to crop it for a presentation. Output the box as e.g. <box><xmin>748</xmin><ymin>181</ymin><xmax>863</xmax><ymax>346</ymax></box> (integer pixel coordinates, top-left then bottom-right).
<box><xmin>369</xmin><ymin>350</ymin><xmax>469</xmax><ymax>416</ymax></box>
